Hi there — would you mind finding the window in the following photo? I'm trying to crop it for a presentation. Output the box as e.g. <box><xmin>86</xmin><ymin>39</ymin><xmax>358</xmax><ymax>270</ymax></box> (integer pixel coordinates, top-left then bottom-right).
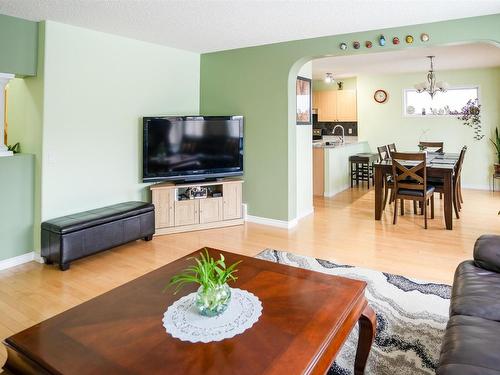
<box><xmin>403</xmin><ymin>87</ymin><xmax>479</xmax><ymax>117</ymax></box>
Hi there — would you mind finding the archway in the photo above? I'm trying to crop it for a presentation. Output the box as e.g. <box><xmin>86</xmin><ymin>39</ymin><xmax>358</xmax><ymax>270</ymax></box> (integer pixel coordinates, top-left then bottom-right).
<box><xmin>286</xmin><ymin>28</ymin><xmax>500</xmax><ymax>224</ymax></box>
<box><xmin>200</xmin><ymin>14</ymin><xmax>500</xmax><ymax>224</ymax></box>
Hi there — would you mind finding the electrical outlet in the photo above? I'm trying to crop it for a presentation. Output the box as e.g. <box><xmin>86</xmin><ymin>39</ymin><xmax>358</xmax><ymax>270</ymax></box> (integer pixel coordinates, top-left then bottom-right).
<box><xmin>348</xmin><ymin>128</ymin><xmax>353</xmax><ymax>134</ymax></box>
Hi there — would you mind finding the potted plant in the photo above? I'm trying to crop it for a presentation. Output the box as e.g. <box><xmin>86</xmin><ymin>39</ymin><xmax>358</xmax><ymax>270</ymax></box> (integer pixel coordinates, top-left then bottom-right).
<box><xmin>455</xmin><ymin>99</ymin><xmax>484</xmax><ymax>140</ymax></box>
<box><xmin>490</xmin><ymin>127</ymin><xmax>500</xmax><ymax>174</ymax></box>
<box><xmin>167</xmin><ymin>249</ymin><xmax>241</xmax><ymax>317</ymax></box>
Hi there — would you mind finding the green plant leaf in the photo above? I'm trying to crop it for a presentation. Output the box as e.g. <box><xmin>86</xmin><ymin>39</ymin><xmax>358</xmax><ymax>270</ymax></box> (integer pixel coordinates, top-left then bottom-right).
<box><xmin>163</xmin><ymin>250</ymin><xmax>242</xmax><ymax>295</ymax></box>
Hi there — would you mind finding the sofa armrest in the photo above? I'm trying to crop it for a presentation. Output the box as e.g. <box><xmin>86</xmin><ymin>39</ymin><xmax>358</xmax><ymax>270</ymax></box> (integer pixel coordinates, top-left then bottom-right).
<box><xmin>473</xmin><ymin>234</ymin><xmax>500</xmax><ymax>273</ymax></box>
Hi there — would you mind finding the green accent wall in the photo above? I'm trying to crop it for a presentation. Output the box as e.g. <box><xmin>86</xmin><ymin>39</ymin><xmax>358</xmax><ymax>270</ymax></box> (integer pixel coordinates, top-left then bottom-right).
<box><xmin>0</xmin><ymin>154</ymin><xmax>34</xmax><ymax>261</ymax></box>
<box><xmin>200</xmin><ymin>14</ymin><xmax>500</xmax><ymax>221</ymax></box>
<box><xmin>0</xmin><ymin>14</ymin><xmax>38</xmax><ymax>76</ymax></box>
<box><xmin>7</xmin><ymin>22</ymin><xmax>45</xmax><ymax>252</ymax></box>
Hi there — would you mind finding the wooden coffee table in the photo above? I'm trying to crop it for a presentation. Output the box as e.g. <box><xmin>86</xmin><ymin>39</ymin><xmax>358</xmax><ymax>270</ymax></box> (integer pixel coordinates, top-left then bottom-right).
<box><xmin>3</xmin><ymin>249</ymin><xmax>376</xmax><ymax>375</ymax></box>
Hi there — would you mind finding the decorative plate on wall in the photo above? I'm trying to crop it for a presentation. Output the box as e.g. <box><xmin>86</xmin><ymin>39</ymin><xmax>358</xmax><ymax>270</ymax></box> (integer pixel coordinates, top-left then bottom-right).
<box><xmin>374</xmin><ymin>89</ymin><xmax>388</xmax><ymax>103</ymax></box>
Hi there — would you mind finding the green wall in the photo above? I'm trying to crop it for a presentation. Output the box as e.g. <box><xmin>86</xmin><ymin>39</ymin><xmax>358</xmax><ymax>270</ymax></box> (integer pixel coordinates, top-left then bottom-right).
<box><xmin>200</xmin><ymin>14</ymin><xmax>500</xmax><ymax>221</ymax></box>
<box><xmin>40</xmin><ymin>21</ymin><xmax>200</xmax><ymax>221</ymax></box>
<box><xmin>0</xmin><ymin>154</ymin><xmax>34</xmax><ymax>261</ymax></box>
<box><xmin>0</xmin><ymin>14</ymin><xmax>38</xmax><ymax>76</ymax></box>
<box><xmin>357</xmin><ymin>67</ymin><xmax>500</xmax><ymax>189</ymax></box>
<box><xmin>7</xmin><ymin>22</ymin><xmax>45</xmax><ymax>252</ymax></box>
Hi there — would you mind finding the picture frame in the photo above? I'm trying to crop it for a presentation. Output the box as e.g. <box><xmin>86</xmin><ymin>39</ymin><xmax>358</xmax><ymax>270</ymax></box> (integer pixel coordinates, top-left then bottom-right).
<box><xmin>296</xmin><ymin>76</ymin><xmax>312</xmax><ymax>125</ymax></box>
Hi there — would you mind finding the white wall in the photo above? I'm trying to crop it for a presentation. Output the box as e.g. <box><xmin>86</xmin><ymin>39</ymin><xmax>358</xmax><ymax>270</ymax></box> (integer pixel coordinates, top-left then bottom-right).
<box><xmin>296</xmin><ymin>61</ymin><xmax>314</xmax><ymax>219</ymax></box>
<box><xmin>357</xmin><ymin>67</ymin><xmax>500</xmax><ymax>189</ymax></box>
<box><xmin>41</xmin><ymin>21</ymin><xmax>200</xmax><ymax>220</ymax></box>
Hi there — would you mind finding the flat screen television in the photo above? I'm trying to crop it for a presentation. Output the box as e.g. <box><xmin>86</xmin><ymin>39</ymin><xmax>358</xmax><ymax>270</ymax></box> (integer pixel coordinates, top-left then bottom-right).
<box><xmin>143</xmin><ymin>116</ymin><xmax>244</xmax><ymax>183</ymax></box>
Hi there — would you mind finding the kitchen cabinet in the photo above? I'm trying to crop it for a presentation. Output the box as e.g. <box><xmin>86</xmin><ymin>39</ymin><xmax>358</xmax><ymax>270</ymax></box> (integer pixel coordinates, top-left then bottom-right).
<box><xmin>336</xmin><ymin>90</ymin><xmax>357</xmax><ymax>121</ymax></box>
<box><xmin>313</xmin><ymin>147</ymin><xmax>325</xmax><ymax>196</ymax></box>
<box><xmin>313</xmin><ymin>90</ymin><xmax>357</xmax><ymax>122</ymax></box>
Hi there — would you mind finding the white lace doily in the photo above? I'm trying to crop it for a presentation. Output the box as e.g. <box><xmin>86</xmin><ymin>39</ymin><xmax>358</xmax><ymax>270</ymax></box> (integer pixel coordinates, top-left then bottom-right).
<box><xmin>162</xmin><ymin>288</ymin><xmax>262</xmax><ymax>343</ymax></box>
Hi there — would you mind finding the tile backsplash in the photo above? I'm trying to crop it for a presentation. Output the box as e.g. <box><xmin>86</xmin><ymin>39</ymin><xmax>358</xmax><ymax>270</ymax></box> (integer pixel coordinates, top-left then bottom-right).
<box><xmin>312</xmin><ymin>115</ymin><xmax>357</xmax><ymax>136</ymax></box>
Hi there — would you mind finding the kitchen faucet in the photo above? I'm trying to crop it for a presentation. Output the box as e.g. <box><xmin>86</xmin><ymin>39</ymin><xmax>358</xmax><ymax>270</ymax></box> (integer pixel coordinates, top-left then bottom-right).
<box><xmin>332</xmin><ymin>124</ymin><xmax>345</xmax><ymax>144</ymax></box>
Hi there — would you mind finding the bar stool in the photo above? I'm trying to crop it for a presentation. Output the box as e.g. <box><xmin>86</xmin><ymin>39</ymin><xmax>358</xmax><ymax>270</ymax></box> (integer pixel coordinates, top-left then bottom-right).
<box><xmin>349</xmin><ymin>153</ymin><xmax>379</xmax><ymax>188</ymax></box>
<box><xmin>493</xmin><ymin>172</ymin><xmax>500</xmax><ymax>192</ymax></box>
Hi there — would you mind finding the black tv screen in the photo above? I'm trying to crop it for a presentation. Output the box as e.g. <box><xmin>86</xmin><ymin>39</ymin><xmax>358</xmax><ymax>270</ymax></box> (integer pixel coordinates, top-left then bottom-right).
<box><xmin>143</xmin><ymin>116</ymin><xmax>244</xmax><ymax>182</ymax></box>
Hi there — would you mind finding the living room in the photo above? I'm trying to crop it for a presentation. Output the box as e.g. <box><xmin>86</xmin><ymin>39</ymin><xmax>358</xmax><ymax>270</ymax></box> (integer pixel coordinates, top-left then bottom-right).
<box><xmin>0</xmin><ymin>1</ymin><xmax>500</xmax><ymax>374</ymax></box>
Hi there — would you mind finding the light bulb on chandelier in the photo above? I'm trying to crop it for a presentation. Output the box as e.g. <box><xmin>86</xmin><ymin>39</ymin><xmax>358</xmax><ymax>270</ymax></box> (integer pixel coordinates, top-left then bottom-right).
<box><xmin>414</xmin><ymin>56</ymin><xmax>448</xmax><ymax>99</ymax></box>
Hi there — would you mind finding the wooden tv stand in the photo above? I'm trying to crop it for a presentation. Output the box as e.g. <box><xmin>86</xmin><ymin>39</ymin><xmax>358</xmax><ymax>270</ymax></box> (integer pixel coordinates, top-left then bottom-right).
<box><xmin>150</xmin><ymin>179</ymin><xmax>243</xmax><ymax>235</ymax></box>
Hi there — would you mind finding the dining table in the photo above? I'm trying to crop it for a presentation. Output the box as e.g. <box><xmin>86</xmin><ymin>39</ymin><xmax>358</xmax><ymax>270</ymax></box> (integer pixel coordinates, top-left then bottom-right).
<box><xmin>373</xmin><ymin>152</ymin><xmax>459</xmax><ymax>230</ymax></box>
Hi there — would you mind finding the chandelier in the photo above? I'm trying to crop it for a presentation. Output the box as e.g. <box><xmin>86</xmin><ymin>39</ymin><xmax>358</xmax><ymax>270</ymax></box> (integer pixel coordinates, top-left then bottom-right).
<box><xmin>324</xmin><ymin>73</ymin><xmax>334</xmax><ymax>84</ymax></box>
<box><xmin>414</xmin><ymin>56</ymin><xmax>448</xmax><ymax>99</ymax></box>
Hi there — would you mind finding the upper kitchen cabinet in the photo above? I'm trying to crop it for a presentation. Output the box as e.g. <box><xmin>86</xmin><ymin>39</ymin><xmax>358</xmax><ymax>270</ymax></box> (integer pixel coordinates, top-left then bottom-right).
<box><xmin>0</xmin><ymin>14</ymin><xmax>38</xmax><ymax>76</ymax></box>
<box><xmin>336</xmin><ymin>90</ymin><xmax>357</xmax><ymax>121</ymax></box>
<box><xmin>314</xmin><ymin>90</ymin><xmax>337</xmax><ymax>122</ymax></box>
<box><xmin>313</xmin><ymin>90</ymin><xmax>357</xmax><ymax>122</ymax></box>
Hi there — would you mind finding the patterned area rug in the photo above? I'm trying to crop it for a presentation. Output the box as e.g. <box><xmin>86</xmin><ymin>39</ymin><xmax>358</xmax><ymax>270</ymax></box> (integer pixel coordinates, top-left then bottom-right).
<box><xmin>256</xmin><ymin>249</ymin><xmax>451</xmax><ymax>375</ymax></box>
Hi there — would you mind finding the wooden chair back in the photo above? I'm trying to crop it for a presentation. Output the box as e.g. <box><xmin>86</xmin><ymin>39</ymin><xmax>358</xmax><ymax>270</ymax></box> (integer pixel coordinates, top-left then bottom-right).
<box><xmin>391</xmin><ymin>152</ymin><xmax>427</xmax><ymax>193</ymax></box>
<box><xmin>455</xmin><ymin>146</ymin><xmax>467</xmax><ymax>177</ymax></box>
<box><xmin>377</xmin><ymin>145</ymin><xmax>390</xmax><ymax>161</ymax></box>
<box><xmin>387</xmin><ymin>143</ymin><xmax>397</xmax><ymax>156</ymax></box>
<box><xmin>419</xmin><ymin>141</ymin><xmax>444</xmax><ymax>152</ymax></box>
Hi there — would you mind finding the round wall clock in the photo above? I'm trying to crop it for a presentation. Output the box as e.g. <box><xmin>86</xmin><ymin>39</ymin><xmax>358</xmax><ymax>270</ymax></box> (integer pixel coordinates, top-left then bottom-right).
<box><xmin>374</xmin><ymin>89</ymin><xmax>388</xmax><ymax>103</ymax></box>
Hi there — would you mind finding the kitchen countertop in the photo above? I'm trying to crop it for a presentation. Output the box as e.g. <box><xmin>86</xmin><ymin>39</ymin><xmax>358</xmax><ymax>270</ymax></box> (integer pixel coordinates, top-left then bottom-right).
<box><xmin>313</xmin><ymin>140</ymin><xmax>368</xmax><ymax>149</ymax></box>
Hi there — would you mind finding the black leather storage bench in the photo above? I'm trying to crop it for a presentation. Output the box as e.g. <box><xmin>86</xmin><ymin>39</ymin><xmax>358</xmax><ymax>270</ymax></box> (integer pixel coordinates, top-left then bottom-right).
<box><xmin>437</xmin><ymin>234</ymin><xmax>500</xmax><ymax>375</ymax></box>
<box><xmin>41</xmin><ymin>201</ymin><xmax>155</xmax><ymax>271</ymax></box>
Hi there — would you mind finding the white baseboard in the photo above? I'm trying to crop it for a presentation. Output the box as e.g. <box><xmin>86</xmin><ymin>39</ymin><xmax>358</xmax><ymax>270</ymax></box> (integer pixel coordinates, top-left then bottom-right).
<box><xmin>324</xmin><ymin>184</ymin><xmax>350</xmax><ymax>198</ymax></box>
<box><xmin>296</xmin><ymin>207</ymin><xmax>314</xmax><ymax>220</ymax></box>
<box><xmin>462</xmin><ymin>184</ymin><xmax>490</xmax><ymax>191</ymax></box>
<box><xmin>246</xmin><ymin>214</ymin><xmax>298</xmax><ymax>229</ymax></box>
<box><xmin>243</xmin><ymin>204</ymin><xmax>313</xmax><ymax>229</ymax></box>
<box><xmin>0</xmin><ymin>251</ymin><xmax>41</xmax><ymax>271</ymax></box>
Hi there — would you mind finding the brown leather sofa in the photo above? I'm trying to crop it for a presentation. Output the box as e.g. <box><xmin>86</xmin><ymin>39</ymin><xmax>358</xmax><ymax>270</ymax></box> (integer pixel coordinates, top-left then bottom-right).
<box><xmin>437</xmin><ymin>234</ymin><xmax>500</xmax><ymax>374</ymax></box>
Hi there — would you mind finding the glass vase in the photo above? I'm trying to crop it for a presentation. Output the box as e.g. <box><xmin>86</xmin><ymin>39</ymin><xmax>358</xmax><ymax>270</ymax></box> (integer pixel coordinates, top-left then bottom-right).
<box><xmin>195</xmin><ymin>283</ymin><xmax>231</xmax><ymax>317</ymax></box>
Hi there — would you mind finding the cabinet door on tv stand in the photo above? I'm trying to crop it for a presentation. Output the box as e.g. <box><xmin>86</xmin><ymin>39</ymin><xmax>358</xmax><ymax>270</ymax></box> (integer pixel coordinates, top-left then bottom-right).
<box><xmin>223</xmin><ymin>183</ymin><xmax>242</xmax><ymax>220</ymax></box>
<box><xmin>199</xmin><ymin>198</ymin><xmax>223</xmax><ymax>224</ymax></box>
<box><xmin>153</xmin><ymin>189</ymin><xmax>174</xmax><ymax>228</ymax></box>
<box><xmin>175</xmin><ymin>200</ymin><xmax>200</xmax><ymax>226</ymax></box>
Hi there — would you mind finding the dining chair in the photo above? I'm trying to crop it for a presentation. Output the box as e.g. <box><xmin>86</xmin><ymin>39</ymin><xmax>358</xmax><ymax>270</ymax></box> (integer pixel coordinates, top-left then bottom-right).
<box><xmin>377</xmin><ymin>145</ymin><xmax>393</xmax><ymax>209</ymax></box>
<box><xmin>420</xmin><ymin>142</ymin><xmax>445</xmax><ymax>198</ymax></box>
<box><xmin>455</xmin><ymin>146</ymin><xmax>467</xmax><ymax>211</ymax></box>
<box><xmin>391</xmin><ymin>152</ymin><xmax>435</xmax><ymax>229</ymax></box>
<box><xmin>377</xmin><ymin>145</ymin><xmax>390</xmax><ymax>161</ymax></box>
<box><xmin>432</xmin><ymin>146</ymin><xmax>467</xmax><ymax>219</ymax></box>
<box><xmin>419</xmin><ymin>141</ymin><xmax>444</xmax><ymax>153</ymax></box>
<box><xmin>387</xmin><ymin>143</ymin><xmax>397</xmax><ymax>157</ymax></box>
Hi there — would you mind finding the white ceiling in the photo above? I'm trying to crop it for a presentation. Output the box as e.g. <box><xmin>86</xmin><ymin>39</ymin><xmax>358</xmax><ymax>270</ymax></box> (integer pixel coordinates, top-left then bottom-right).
<box><xmin>311</xmin><ymin>43</ymin><xmax>500</xmax><ymax>79</ymax></box>
<box><xmin>0</xmin><ymin>1</ymin><xmax>499</xmax><ymax>53</ymax></box>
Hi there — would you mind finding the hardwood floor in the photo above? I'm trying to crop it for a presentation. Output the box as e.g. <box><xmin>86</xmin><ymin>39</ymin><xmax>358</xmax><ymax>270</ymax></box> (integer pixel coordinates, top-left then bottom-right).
<box><xmin>0</xmin><ymin>187</ymin><xmax>499</xmax><ymax>368</ymax></box>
